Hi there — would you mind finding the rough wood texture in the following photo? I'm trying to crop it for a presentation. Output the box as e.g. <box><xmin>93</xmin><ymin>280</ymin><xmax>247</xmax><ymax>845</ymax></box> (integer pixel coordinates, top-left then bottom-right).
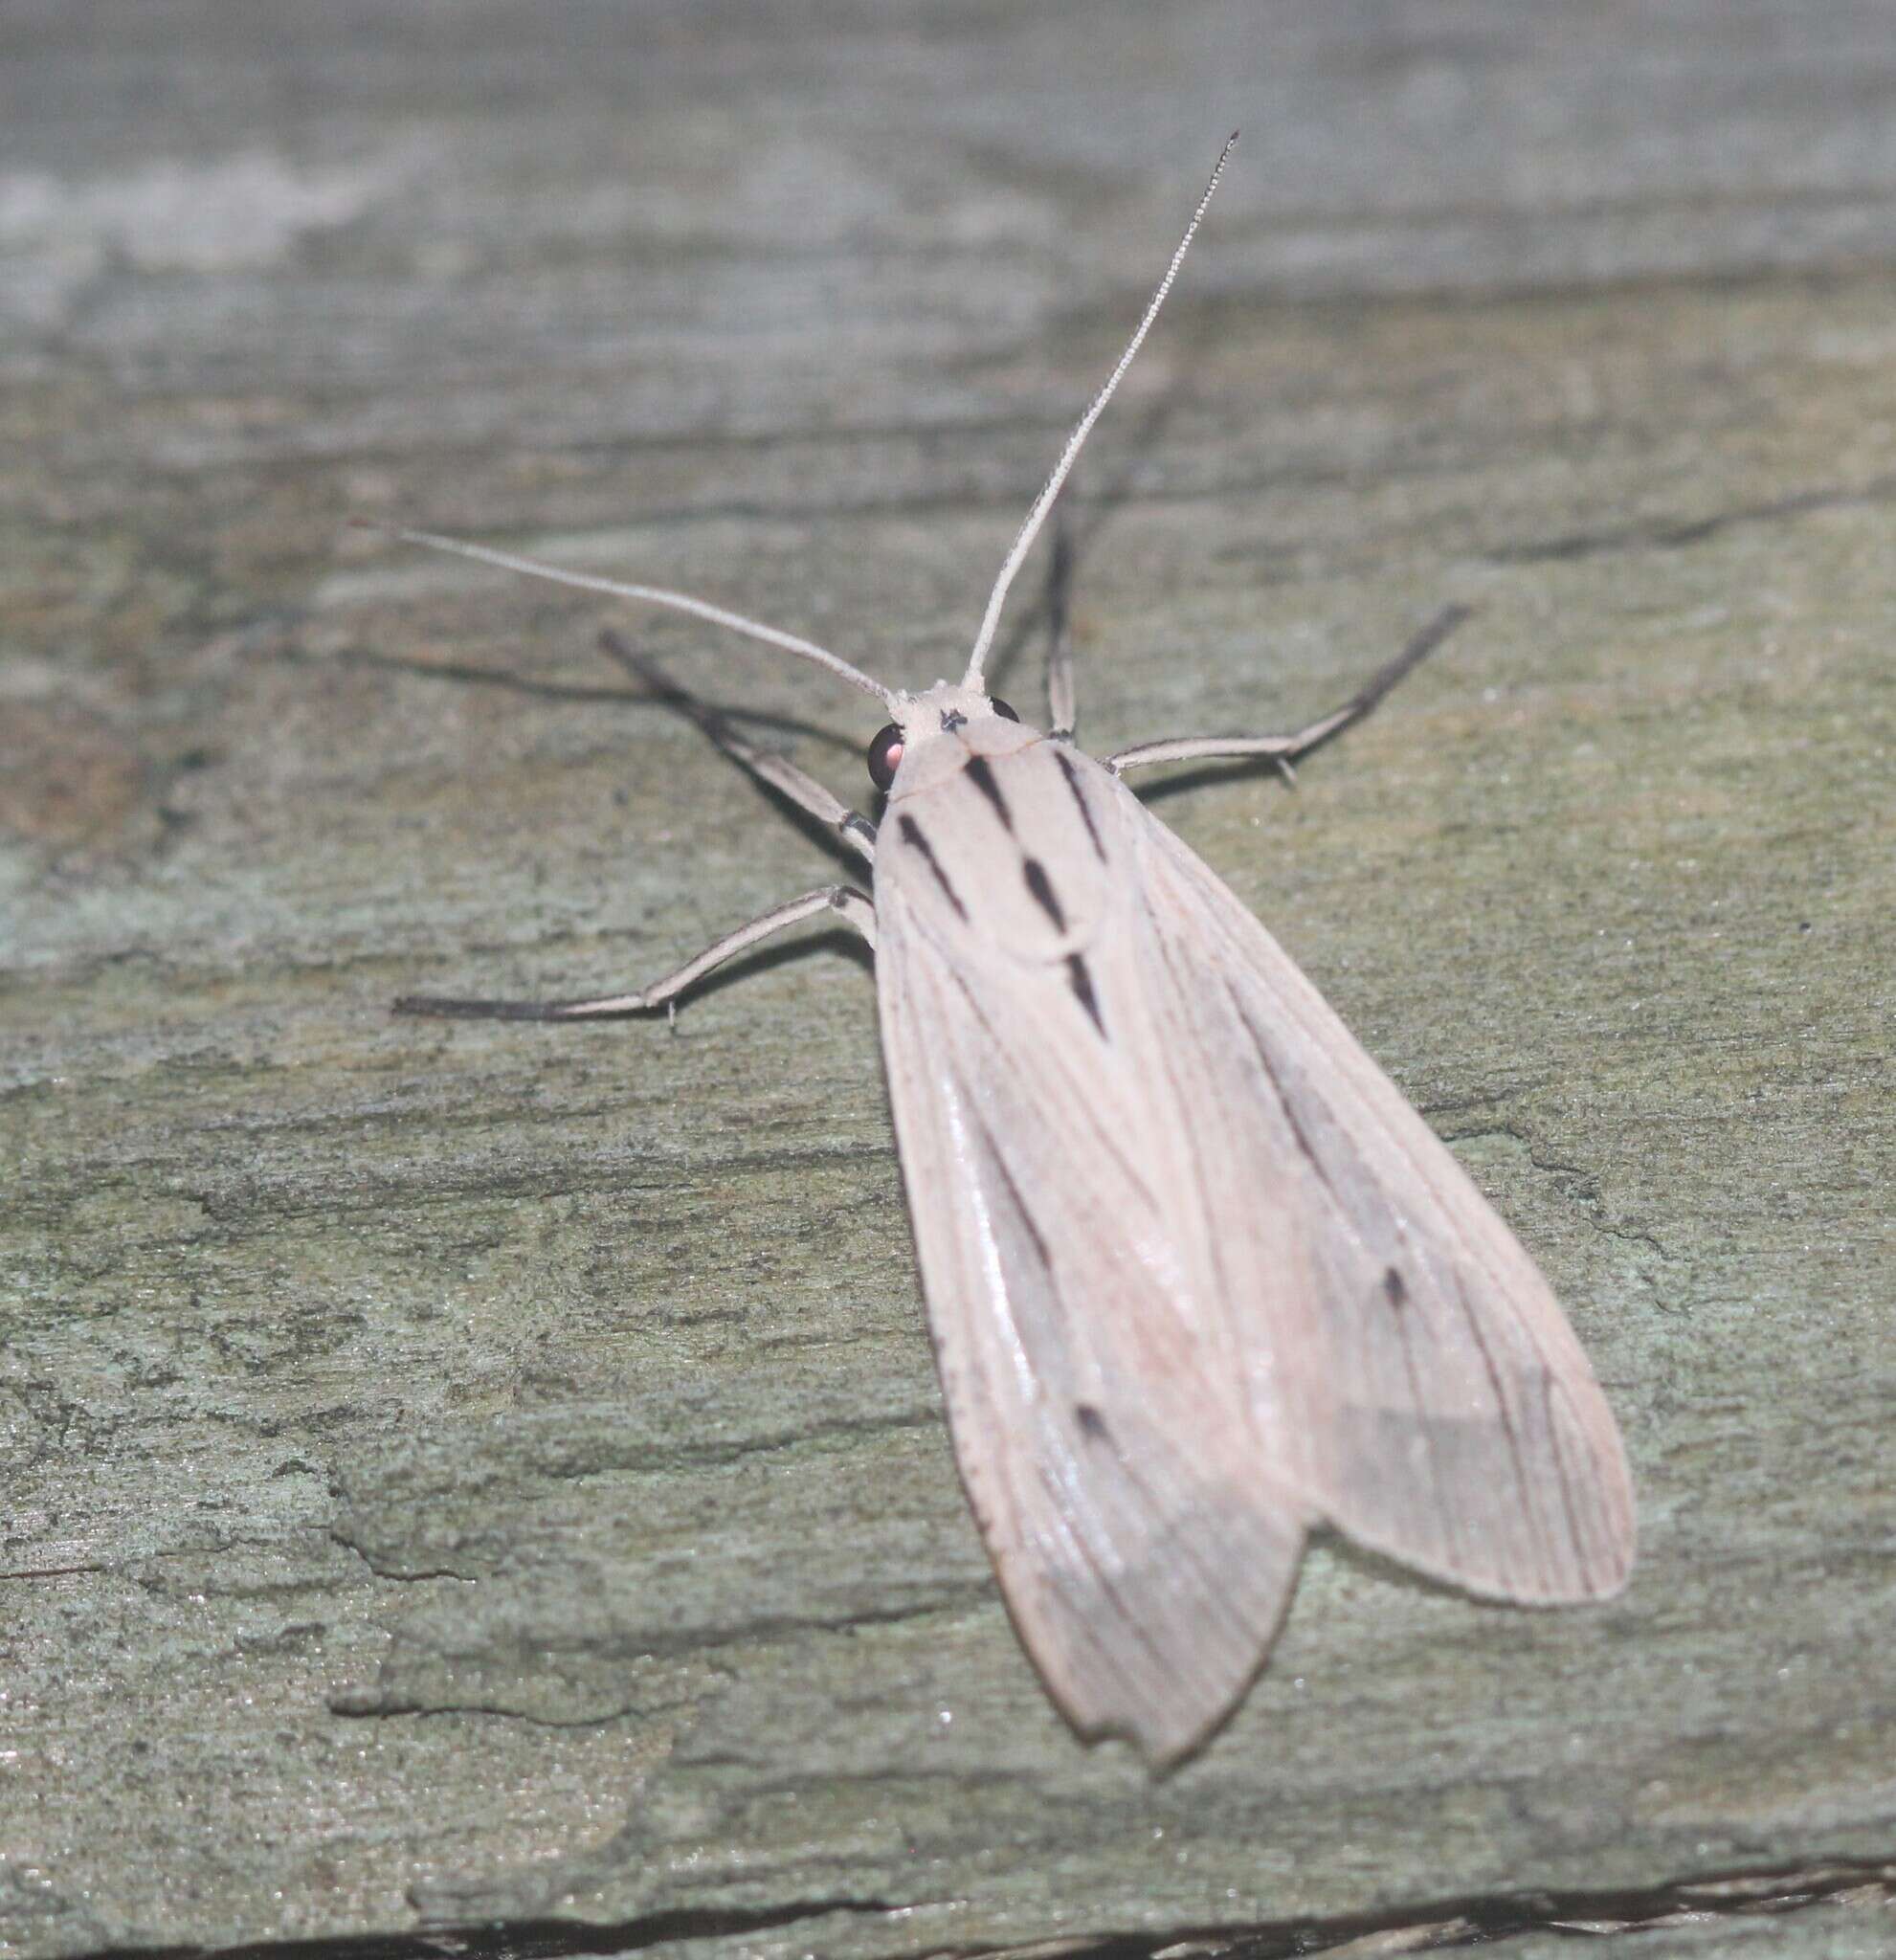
<box><xmin>3</xmin><ymin>4</ymin><xmax>1892</xmax><ymax>1957</ymax></box>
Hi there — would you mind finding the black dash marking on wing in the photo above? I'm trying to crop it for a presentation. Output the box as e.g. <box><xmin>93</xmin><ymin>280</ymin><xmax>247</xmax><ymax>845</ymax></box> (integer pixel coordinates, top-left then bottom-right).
<box><xmin>897</xmin><ymin>814</ymin><xmax>968</xmax><ymax>920</ymax></box>
<box><xmin>1023</xmin><ymin>857</ymin><xmax>1065</xmax><ymax>930</ymax></box>
<box><xmin>1055</xmin><ymin>749</ymin><xmax>1108</xmax><ymax>861</ymax></box>
<box><xmin>940</xmin><ymin>707</ymin><xmax>967</xmax><ymax>732</ymax></box>
<box><xmin>965</xmin><ymin>755</ymin><xmax>1013</xmax><ymax>832</ymax></box>
<box><xmin>1383</xmin><ymin>1266</ymin><xmax>1408</xmax><ymax>1310</ymax></box>
<box><xmin>1074</xmin><ymin>1401</ymin><xmax>1110</xmax><ymax>1442</ymax></box>
<box><xmin>1066</xmin><ymin>953</ymin><xmax>1105</xmax><ymax>1036</ymax></box>
<box><xmin>1278</xmin><ymin>1089</ymin><xmax>1336</xmax><ymax>1206</ymax></box>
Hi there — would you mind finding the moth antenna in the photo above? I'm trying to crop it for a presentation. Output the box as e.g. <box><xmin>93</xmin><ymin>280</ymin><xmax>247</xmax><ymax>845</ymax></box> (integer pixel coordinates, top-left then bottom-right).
<box><xmin>962</xmin><ymin>131</ymin><xmax>1238</xmax><ymax>689</ymax></box>
<box><xmin>352</xmin><ymin>519</ymin><xmax>897</xmax><ymax>708</ymax></box>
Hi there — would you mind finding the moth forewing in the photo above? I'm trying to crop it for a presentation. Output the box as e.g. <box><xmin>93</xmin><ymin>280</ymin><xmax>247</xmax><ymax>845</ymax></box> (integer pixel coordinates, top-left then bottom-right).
<box><xmin>1121</xmin><ymin>783</ymin><xmax>1635</xmax><ymax>1607</ymax></box>
<box><xmin>871</xmin><ymin>717</ymin><xmax>1631</xmax><ymax>1763</ymax></box>
<box><xmin>872</xmin><ymin>727</ymin><xmax>1306</xmax><ymax>1765</ymax></box>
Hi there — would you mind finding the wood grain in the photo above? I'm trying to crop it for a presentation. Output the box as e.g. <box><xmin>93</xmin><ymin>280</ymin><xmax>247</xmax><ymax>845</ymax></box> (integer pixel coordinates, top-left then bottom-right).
<box><xmin>3</xmin><ymin>5</ymin><xmax>1892</xmax><ymax>1956</ymax></box>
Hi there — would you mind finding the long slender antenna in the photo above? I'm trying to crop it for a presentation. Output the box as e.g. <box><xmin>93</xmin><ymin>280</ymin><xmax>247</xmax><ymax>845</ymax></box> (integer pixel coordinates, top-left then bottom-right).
<box><xmin>356</xmin><ymin>522</ymin><xmax>896</xmax><ymax>708</ymax></box>
<box><xmin>962</xmin><ymin>132</ymin><xmax>1238</xmax><ymax>689</ymax></box>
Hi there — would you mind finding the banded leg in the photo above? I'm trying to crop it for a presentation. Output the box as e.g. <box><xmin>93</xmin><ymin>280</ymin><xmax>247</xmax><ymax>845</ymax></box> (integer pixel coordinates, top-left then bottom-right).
<box><xmin>395</xmin><ymin>885</ymin><xmax>874</xmax><ymax>1021</ymax></box>
<box><xmin>1105</xmin><ymin>603</ymin><xmax>1471</xmax><ymax>778</ymax></box>
<box><xmin>1044</xmin><ymin>506</ymin><xmax>1078</xmax><ymax>740</ymax></box>
<box><xmin>598</xmin><ymin>629</ymin><xmax>876</xmax><ymax>864</ymax></box>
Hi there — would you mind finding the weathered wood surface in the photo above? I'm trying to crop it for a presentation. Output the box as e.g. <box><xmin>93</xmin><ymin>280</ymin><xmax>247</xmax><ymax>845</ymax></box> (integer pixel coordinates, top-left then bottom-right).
<box><xmin>2</xmin><ymin>4</ymin><xmax>1892</xmax><ymax>1956</ymax></box>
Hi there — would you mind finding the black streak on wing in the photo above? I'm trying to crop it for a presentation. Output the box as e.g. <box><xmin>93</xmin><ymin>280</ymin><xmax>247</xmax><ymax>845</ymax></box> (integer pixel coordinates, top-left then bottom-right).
<box><xmin>898</xmin><ymin>814</ymin><xmax>968</xmax><ymax>920</ymax></box>
<box><xmin>1056</xmin><ymin>750</ymin><xmax>1108</xmax><ymax>861</ymax></box>
<box><xmin>1023</xmin><ymin>858</ymin><xmax>1065</xmax><ymax>930</ymax></box>
<box><xmin>1384</xmin><ymin>1266</ymin><xmax>1408</xmax><ymax>1310</ymax></box>
<box><xmin>1066</xmin><ymin>953</ymin><xmax>1106</xmax><ymax>1036</ymax></box>
<box><xmin>965</xmin><ymin>755</ymin><xmax>1014</xmax><ymax>832</ymax></box>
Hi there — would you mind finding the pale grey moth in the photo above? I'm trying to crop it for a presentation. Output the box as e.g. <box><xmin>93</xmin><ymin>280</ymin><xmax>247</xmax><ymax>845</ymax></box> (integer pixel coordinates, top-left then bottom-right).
<box><xmin>381</xmin><ymin>136</ymin><xmax>1636</xmax><ymax>1766</ymax></box>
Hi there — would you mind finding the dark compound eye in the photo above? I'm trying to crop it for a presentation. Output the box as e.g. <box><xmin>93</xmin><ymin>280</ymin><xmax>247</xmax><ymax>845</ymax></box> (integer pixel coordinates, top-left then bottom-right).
<box><xmin>866</xmin><ymin>723</ymin><xmax>904</xmax><ymax>792</ymax></box>
<box><xmin>991</xmin><ymin>698</ymin><xmax>1020</xmax><ymax>723</ymax></box>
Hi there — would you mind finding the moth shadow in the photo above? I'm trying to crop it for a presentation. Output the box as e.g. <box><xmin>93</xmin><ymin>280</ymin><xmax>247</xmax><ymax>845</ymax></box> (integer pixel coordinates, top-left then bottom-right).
<box><xmin>1312</xmin><ymin>1527</ymin><xmax>1546</xmax><ymax>1613</ymax></box>
<box><xmin>670</xmin><ymin>924</ymin><xmax>874</xmax><ymax>1015</ymax></box>
<box><xmin>1132</xmin><ymin>756</ymin><xmax>1298</xmax><ymax>807</ymax></box>
<box><xmin>982</xmin><ymin>306</ymin><xmax>1207</xmax><ymax>707</ymax></box>
<box><xmin>309</xmin><ymin>638</ymin><xmax>860</xmax><ymax>755</ymax></box>
<box><xmin>326</xmin><ymin>635</ymin><xmax>879</xmax><ymax>875</ymax></box>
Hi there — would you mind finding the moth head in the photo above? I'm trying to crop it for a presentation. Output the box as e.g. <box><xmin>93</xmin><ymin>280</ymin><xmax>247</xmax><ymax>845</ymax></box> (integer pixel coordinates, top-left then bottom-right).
<box><xmin>867</xmin><ymin>681</ymin><xmax>1032</xmax><ymax>795</ymax></box>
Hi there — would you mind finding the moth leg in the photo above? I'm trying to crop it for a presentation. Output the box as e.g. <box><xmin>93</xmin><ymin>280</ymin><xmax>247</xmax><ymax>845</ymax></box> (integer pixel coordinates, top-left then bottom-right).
<box><xmin>598</xmin><ymin>629</ymin><xmax>876</xmax><ymax>864</ymax></box>
<box><xmin>1104</xmin><ymin>602</ymin><xmax>1471</xmax><ymax>777</ymax></box>
<box><xmin>1044</xmin><ymin>506</ymin><xmax>1078</xmax><ymax>740</ymax></box>
<box><xmin>395</xmin><ymin>884</ymin><xmax>874</xmax><ymax>1020</ymax></box>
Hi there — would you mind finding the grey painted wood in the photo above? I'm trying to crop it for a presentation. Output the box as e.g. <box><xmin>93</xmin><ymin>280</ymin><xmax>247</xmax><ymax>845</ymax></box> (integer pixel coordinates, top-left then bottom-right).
<box><xmin>2</xmin><ymin>4</ymin><xmax>1891</xmax><ymax>1955</ymax></box>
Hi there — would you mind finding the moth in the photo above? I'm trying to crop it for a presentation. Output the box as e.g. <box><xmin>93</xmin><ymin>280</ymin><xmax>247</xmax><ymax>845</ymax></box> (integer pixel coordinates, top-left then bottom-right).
<box><xmin>382</xmin><ymin>137</ymin><xmax>1635</xmax><ymax>1766</ymax></box>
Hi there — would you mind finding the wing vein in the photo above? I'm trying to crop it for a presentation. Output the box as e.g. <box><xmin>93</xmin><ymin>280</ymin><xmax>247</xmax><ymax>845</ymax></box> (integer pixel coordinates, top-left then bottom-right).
<box><xmin>1450</xmin><ymin>1267</ymin><xmax>1550</xmax><ymax>1583</ymax></box>
<box><xmin>1393</xmin><ymin>1285</ymin><xmax>1465</xmax><ymax>1572</ymax></box>
<box><xmin>1147</xmin><ymin>917</ymin><xmax>1240</xmax><ymax>1329</ymax></box>
<box><xmin>1542</xmin><ymin>1368</ymin><xmax>1591</xmax><ymax>1573</ymax></box>
<box><xmin>940</xmin><ymin>960</ymin><xmax>1157</xmax><ymax>1216</ymax></box>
